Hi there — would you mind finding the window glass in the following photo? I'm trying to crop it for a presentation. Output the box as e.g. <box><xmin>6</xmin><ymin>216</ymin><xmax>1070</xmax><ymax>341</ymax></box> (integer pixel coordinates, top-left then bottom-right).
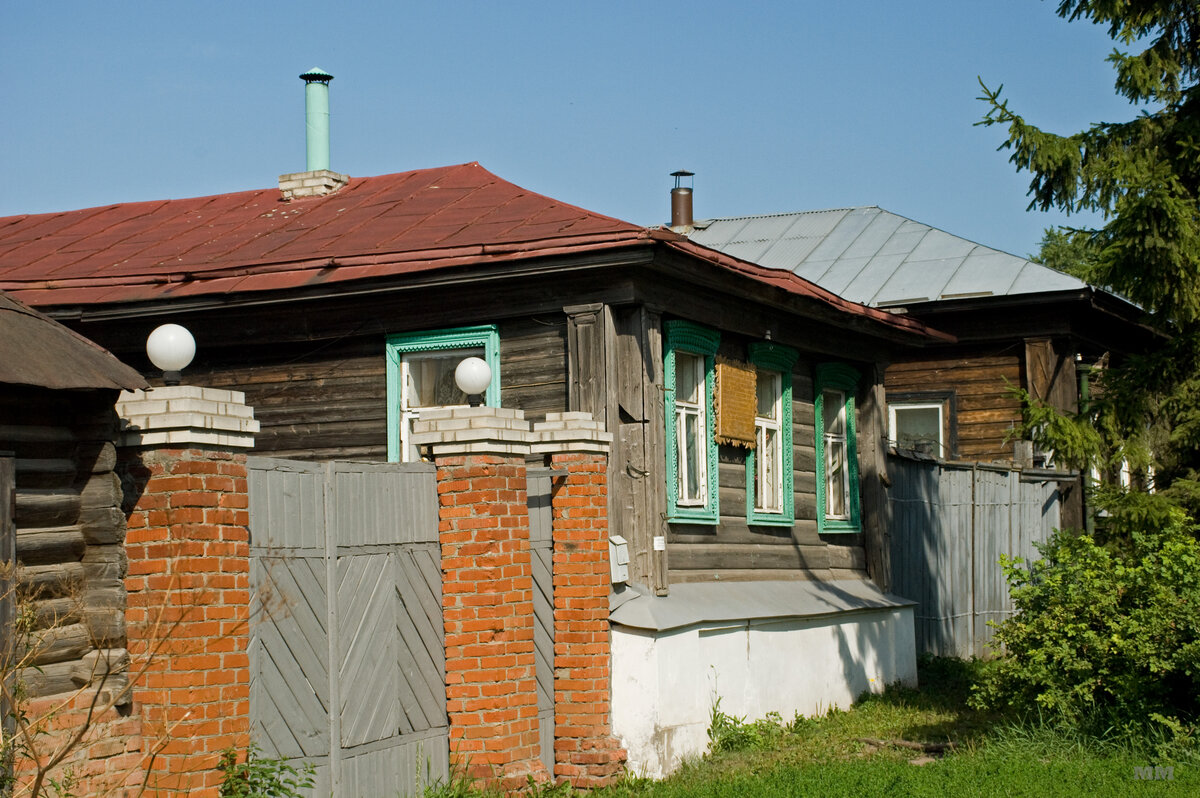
<box><xmin>892</xmin><ymin>405</ymin><xmax>942</xmax><ymax>453</ymax></box>
<box><xmin>754</xmin><ymin>371</ymin><xmax>782</xmax><ymax>513</ymax></box>
<box><xmin>675</xmin><ymin>352</ymin><xmax>706</xmax><ymax>505</ymax></box>
<box><xmin>403</xmin><ymin>348</ymin><xmax>479</xmax><ymax>408</ymax></box>
<box><xmin>823</xmin><ymin>389</ymin><xmax>848</xmax><ymax>519</ymax></box>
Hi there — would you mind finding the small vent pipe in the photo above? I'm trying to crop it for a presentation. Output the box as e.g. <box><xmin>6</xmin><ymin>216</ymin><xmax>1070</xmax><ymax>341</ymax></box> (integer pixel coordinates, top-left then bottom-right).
<box><xmin>670</xmin><ymin>170</ymin><xmax>694</xmax><ymax>231</ymax></box>
<box><xmin>301</xmin><ymin>68</ymin><xmax>334</xmax><ymax>172</ymax></box>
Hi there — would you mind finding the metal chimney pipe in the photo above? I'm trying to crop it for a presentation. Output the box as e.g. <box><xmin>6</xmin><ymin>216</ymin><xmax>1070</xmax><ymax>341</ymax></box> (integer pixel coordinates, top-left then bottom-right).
<box><xmin>300</xmin><ymin>68</ymin><xmax>334</xmax><ymax>172</ymax></box>
<box><xmin>670</xmin><ymin>170</ymin><xmax>695</xmax><ymax>230</ymax></box>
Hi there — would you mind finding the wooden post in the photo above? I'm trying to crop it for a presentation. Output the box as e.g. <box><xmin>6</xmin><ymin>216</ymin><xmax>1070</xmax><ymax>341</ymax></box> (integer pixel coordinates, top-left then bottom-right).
<box><xmin>859</xmin><ymin>365</ymin><xmax>892</xmax><ymax>592</ymax></box>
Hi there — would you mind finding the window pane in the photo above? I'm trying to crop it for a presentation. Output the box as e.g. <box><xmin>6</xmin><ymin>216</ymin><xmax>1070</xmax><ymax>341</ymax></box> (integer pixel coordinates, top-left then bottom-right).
<box><xmin>894</xmin><ymin>406</ymin><xmax>942</xmax><ymax>452</ymax></box>
<box><xmin>758</xmin><ymin>426</ymin><xmax>779</xmax><ymax>511</ymax></box>
<box><xmin>682</xmin><ymin>411</ymin><xmax>702</xmax><ymax>501</ymax></box>
<box><xmin>826</xmin><ymin>438</ymin><xmax>846</xmax><ymax>517</ymax></box>
<box><xmin>756</xmin><ymin>372</ymin><xmax>779</xmax><ymax>419</ymax></box>
<box><xmin>823</xmin><ymin>390</ymin><xmax>845</xmax><ymax>437</ymax></box>
<box><xmin>676</xmin><ymin>352</ymin><xmax>703</xmax><ymax>404</ymax></box>
<box><xmin>405</xmin><ymin>347</ymin><xmax>482</xmax><ymax>408</ymax></box>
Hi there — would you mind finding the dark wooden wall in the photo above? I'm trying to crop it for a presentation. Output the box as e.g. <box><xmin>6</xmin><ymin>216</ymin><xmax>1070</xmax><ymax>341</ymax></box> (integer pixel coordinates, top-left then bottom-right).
<box><xmin>564</xmin><ymin>303</ymin><xmax>875</xmax><ymax>590</ymax></box>
<box><xmin>1</xmin><ymin>386</ymin><xmax>128</xmax><ymax>698</ymax></box>
<box><xmin>146</xmin><ymin>316</ymin><xmax>568</xmax><ymax>462</ymax></box>
<box><xmin>885</xmin><ymin>348</ymin><xmax>1024</xmax><ymax>462</ymax></box>
<box><xmin>667</xmin><ymin>362</ymin><xmax>869</xmax><ymax>584</ymax></box>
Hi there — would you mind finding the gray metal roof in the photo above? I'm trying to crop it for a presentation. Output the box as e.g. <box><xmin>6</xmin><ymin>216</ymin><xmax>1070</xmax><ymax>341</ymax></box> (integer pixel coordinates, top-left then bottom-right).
<box><xmin>609</xmin><ymin>578</ymin><xmax>914</xmax><ymax>632</ymax></box>
<box><xmin>686</xmin><ymin>207</ymin><xmax>1086</xmax><ymax>307</ymax></box>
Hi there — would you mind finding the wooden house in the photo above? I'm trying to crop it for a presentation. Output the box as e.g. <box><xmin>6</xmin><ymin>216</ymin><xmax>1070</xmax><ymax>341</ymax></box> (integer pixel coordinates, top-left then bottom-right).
<box><xmin>686</xmin><ymin>205</ymin><xmax>1158</xmax><ymax>462</ymax></box>
<box><xmin>686</xmin><ymin>205</ymin><xmax>1162</xmax><ymax>527</ymax></box>
<box><xmin>0</xmin><ymin>162</ymin><xmax>946</xmax><ymax>775</ymax></box>
<box><xmin>0</xmin><ymin>290</ymin><xmax>147</xmax><ymax>699</ymax></box>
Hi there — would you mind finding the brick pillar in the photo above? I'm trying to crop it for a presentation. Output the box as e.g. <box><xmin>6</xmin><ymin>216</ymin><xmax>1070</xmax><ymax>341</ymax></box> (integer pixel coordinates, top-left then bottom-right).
<box><xmin>532</xmin><ymin>412</ymin><xmax>626</xmax><ymax>787</ymax></box>
<box><xmin>116</xmin><ymin>386</ymin><xmax>259</xmax><ymax>796</ymax></box>
<box><xmin>412</xmin><ymin>406</ymin><xmax>548</xmax><ymax>790</ymax></box>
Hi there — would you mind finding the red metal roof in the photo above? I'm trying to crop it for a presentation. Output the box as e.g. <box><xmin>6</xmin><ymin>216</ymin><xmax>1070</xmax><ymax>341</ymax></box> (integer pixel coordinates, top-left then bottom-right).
<box><xmin>0</xmin><ymin>162</ymin><xmax>645</xmax><ymax>305</ymax></box>
<box><xmin>0</xmin><ymin>162</ymin><xmax>948</xmax><ymax>340</ymax></box>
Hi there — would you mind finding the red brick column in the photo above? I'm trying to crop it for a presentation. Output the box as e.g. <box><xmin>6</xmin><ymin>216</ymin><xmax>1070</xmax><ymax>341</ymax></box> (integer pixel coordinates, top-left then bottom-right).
<box><xmin>122</xmin><ymin>447</ymin><xmax>250</xmax><ymax>795</ymax></box>
<box><xmin>115</xmin><ymin>386</ymin><xmax>258</xmax><ymax>796</ymax></box>
<box><xmin>413</xmin><ymin>407</ymin><xmax>548</xmax><ymax>790</ymax></box>
<box><xmin>533</xmin><ymin>412</ymin><xmax>626</xmax><ymax>787</ymax></box>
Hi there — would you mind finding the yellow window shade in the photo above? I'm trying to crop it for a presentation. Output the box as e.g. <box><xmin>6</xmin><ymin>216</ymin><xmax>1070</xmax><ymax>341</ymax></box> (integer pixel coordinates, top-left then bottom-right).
<box><xmin>715</xmin><ymin>357</ymin><xmax>756</xmax><ymax>448</ymax></box>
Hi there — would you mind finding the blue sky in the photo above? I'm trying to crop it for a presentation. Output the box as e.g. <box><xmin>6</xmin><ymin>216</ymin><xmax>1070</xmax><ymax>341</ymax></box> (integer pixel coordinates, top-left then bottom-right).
<box><xmin>3</xmin><ymin>1</ymin><xmax>1137</xmax><ymax>259</ymax></box>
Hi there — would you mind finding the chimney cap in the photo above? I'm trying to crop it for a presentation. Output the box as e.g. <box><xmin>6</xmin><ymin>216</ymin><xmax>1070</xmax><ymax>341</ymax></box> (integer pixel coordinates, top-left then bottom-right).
<box><xmin>671</xmin><ymin>170</ymin><xmax>694</xmax><ymax>190</ymax></box>
<box><xmin>300</xmin><ymin>67</ymin><xmax>334</xmax><ymax>83</ymax></box>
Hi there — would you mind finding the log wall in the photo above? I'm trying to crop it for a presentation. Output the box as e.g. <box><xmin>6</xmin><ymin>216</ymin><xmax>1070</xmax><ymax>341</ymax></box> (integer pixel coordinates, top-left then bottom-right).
<box><xmin>162</xmin><ymin>316</ymin><xmax>568</xmax><ymax>462</ymax></box>
<box><xmin>885</xmin><ymin>348</ymin><xmax>1024</xmax><ymax>462</ymax></box>
<box><xmin>0</xmin><ymin>386</ymin><xmax>129</xmax><ymax>699</ymax></box>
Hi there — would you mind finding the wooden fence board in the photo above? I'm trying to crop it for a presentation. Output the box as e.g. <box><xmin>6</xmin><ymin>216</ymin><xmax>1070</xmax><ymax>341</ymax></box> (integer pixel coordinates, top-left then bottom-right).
<box><xmin>887</xmin><ymin>454</ymin><xmax>1065</xmax><ymax>658</ymax></box>
<box><xmin>527</xmin><ymin>468</ymin><xmax>555</xmax><ymax>775</ymax></box>
<box><xmin>249</xmin><ymin>457</ymin><xmax>447</xmax><ymax>798</ymax></box>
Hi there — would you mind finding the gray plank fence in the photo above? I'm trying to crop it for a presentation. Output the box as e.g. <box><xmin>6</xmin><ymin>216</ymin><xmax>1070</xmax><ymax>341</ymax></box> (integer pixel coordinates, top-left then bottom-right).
<box><xmin>248</xmin><ymin>458</ymin><xmax>448</xmax><ymax>797</ymax></box>
<box><xmin>887</xmin><ymin>453</ymin><xmax>1068</xmax><ymax>658</ymax></box>
<box><xmin>527</xmin><ymin>467</ymin><xmax>555</xmax><ymax>775</ymax></box>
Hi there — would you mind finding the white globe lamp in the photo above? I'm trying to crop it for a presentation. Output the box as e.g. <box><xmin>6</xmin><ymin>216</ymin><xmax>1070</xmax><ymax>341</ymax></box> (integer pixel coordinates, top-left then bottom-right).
<box><xmin>146</xmin><ymin>324</ymin><xmax>196</xmax><ymax>386</ymax></box>
<box><xmin>454</xmin><ymin>357</ymin><xmax>491</xmax><ymax>407</ymax></box>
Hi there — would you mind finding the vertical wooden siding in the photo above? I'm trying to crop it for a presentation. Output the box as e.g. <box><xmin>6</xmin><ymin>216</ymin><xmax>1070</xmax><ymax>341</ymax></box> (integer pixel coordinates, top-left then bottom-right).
<box><xmin>248</xmin><ymin>458</ymin><xmax>448</xmax><ymax>798</ymax></box>
<box><xmin>886</xmin><ymin>454</ymin><xmax>1061</xmax><ymax>658</ymax></box>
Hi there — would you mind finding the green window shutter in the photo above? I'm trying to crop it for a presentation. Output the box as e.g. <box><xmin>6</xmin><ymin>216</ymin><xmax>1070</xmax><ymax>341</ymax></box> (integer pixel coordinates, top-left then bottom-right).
<box><xmin>664</xmin><ymin>320</ymin><xmax>720</xmax><ymax>524</ymax></box>
<box><xmin>385</xmin><ymin>324</ymin><xmax>500</xmax><ymax>462</ymax></box>
<box><xmin>746</xmin><ymin>342</ymin><xmax>799</xmax><ymax>526</ymax></box>
<box><xmin>814</xmin><ymin>363</ymin><xmax>862</xmax><ymax>534</ymax></box>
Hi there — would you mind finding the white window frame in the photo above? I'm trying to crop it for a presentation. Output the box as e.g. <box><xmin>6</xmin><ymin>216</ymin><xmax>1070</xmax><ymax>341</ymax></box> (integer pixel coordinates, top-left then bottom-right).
<box><xmin>888</xmin><ymin>401</ymin><xmax>945</xmax><ymax>456</ymax></box>
<box><xmin>753</xmin><ymin>370</ymin><xmax>783</xmax><ymax>514</ymax></box>
<box><xmin>823</xmin><ymin>388</ymin><xmax>851</xmax><ymax>521</ymax></box>
<box><xmin>674</xmin><ymin>351</ymin><xmax>708</xmax><ymax>507</ymax></box>
<box><xmin>385</xmin><ymin>325</ymin><xmax>500</xmax><ymax>462</ymax></box>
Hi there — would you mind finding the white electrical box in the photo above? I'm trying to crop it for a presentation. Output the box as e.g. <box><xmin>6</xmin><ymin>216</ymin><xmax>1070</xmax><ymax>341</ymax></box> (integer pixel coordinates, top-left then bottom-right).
<box><xmin>609</xmin><ymin>535</ymin><xmax>629</xmax><ymax>584</ymax></box>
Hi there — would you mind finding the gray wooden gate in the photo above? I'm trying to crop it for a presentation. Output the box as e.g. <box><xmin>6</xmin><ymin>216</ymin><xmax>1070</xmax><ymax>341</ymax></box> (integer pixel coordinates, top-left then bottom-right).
<box><xmin>887</xmin><ymin>454</ymin><xmax>1065</xmax><ymax>658</ymax></box>
<box><xmin>248</xmin><ymin>458</ymin><xmax>448</xmax><ymax>797</ymax></box>
<box><xmin>527</xmin><ymin>468</ymin><xmax>555</xmax><ymax>774</ymax></box>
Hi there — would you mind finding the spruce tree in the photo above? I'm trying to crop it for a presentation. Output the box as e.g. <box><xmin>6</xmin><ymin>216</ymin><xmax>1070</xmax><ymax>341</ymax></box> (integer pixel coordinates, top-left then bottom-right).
<box><xmin>979</xmin><ymin>1</ymin><xmax>1200</xmax><ymax>525</ymax></box>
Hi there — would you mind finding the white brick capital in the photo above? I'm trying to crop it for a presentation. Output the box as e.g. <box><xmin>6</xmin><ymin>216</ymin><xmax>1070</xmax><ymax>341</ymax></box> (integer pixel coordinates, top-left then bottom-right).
<box><xmin>116</xmin><ymin>386</ymin><xmax>258</xmax><ymax>449</ymax></box>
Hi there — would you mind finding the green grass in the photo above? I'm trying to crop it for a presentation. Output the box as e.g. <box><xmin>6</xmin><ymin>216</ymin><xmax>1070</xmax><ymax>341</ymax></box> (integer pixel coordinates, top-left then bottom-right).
<box><xmin>425</xmin><ymin>657</ymin><xmax>1197</xmax><ymax>797</ymax></box>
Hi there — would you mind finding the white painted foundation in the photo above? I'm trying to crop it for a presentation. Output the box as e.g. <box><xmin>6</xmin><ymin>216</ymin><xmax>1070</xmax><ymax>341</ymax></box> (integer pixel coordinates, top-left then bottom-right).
<box><xmin>611</xmin><ymin>605</ymin><xmax>916</xmax><ymax>778</ymax></box>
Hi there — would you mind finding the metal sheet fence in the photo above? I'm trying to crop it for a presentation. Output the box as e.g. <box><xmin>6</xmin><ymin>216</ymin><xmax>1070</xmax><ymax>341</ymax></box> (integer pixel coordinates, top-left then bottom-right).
<box><xmin>887</xmin><ymin>454</ymin><xmax>1065</xmax><ymax>658</ymax></box>
<box><xmin>248</xmin><ymin>458</ymin><xmax>447</xmax><ymax>798</ymax></box>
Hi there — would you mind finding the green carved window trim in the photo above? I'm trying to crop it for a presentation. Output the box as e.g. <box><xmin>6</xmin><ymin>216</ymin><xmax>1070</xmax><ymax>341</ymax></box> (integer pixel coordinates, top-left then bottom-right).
<box><xmin>385</xmin><ymin>324</ymin><xmax>500</xmax><ymax>462</ymax></box>
<box><xmin>664</xmin><ymin>320</ymin><xmax>720</xmax><ymax>524</ymax></box>
<box><xmin>815</xmin><ymin>363</ymin><xmax>862</xmax><ymax>534</ymax></box>
<box><xmin>746</xmin><ymin>342</ymin><xmax>798</xmax><ymax>526</ymax></box>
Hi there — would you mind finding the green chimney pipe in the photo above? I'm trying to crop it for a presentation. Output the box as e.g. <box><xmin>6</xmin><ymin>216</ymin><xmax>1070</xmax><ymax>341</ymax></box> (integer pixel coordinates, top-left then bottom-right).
<box><xmin>300</xmin><ymin>67</ymin><xmax>334</xmax><ymax>172</ymax></box>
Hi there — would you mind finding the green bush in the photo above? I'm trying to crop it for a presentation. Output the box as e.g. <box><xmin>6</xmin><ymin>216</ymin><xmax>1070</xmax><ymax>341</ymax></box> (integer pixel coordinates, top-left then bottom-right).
<box><xmin>217</xmin><ymin>746</ymin><xmax>314</xmax><ymax>798</ymax></box>
<box><xmin>971</xmin><ymin>522</ymin><xmax>1200</xmax><ymax>737</ymax></box>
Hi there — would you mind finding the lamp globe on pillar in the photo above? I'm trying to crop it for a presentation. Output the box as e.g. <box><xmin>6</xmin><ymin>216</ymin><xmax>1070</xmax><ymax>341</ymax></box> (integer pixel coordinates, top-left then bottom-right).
<box><xmin>454</xmin><ymin>357</ymin><xmax>491</xmax><ymax>407</ymax></box>
<box><xmin>146</xmin><ymin>324</ymin><xmax>196</xmax><ymax>386</ymax></box>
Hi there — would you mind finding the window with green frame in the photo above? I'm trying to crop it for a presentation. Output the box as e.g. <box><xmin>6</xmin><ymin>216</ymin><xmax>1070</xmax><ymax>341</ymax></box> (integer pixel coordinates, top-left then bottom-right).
<box><xmin>664</xmin><ymin>320</ymin><xmax>720</xmax><ymax>524</ymax></box>
<box><xmin>746</xmin><ymin>342</ymin><xmax>798</xmax><ymax>526</ymax></box>
<box><xmin>385</xmin><ymin>325</ymin><xmax>500</xmax><ymax>462</ymax></box>
<box><xmin>814</xmin><ymin>363</ymin><xmax>861</xmax><ymax>534</ymax></box>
